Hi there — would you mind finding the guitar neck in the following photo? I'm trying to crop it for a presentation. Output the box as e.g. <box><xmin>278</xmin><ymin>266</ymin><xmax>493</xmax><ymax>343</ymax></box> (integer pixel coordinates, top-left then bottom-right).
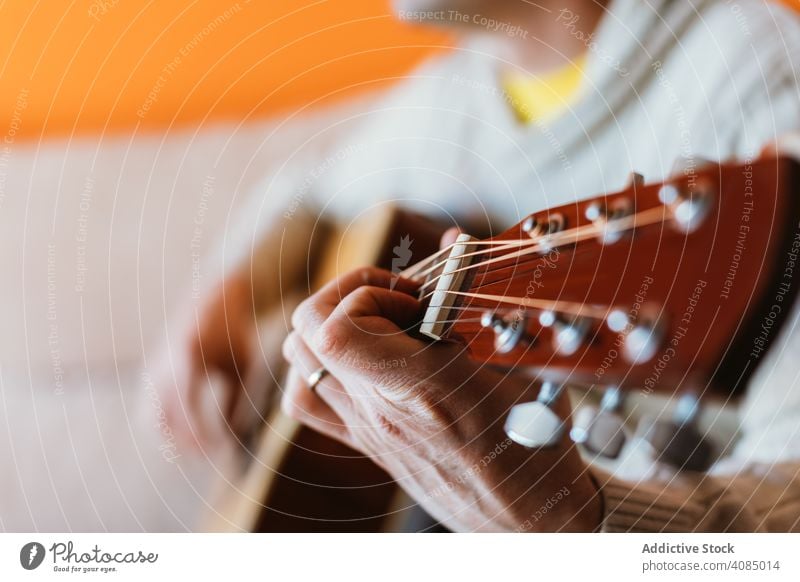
<box><xmin>406</xmin><ymin>155</ymin><xmax>800</xmax><ymax>399</ymax></box>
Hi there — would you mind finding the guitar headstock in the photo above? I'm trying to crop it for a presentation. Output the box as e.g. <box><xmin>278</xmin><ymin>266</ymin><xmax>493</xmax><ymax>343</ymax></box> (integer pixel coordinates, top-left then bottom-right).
<box><xmin>415</xmin><ymin>155</ymin><xmax>800</xmax><ymax>400</ymax></box>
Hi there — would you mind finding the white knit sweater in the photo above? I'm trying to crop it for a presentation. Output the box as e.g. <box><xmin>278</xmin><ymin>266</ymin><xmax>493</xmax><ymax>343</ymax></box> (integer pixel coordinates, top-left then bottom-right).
<box><xmin>227</xmin><ymin>0</ymin><xmax>800</xmax><ymax>531</ymax></box>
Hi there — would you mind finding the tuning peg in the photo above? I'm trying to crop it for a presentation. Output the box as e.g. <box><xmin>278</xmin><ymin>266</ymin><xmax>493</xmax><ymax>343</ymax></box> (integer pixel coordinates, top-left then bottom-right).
<box><xmin>584</xmin><ymin>198</ymin><xmax>632</xmax><ymax>245</ymax></box>
<box><xmin>606</xmin><ymin>308</ymin><xmax>662</xmax><ymax>364</ymax></box>
<box><xmin>505</xmin><ymin>381</ymin><xmax>566</xmax><ymax>448</ymax></box>
<box><xmin>538</xmin><ymin>310</ymin><xmax>589</xmax><ymax>356</ymax></box>
<box><xmin>606</xmin><ymin>308</ymin><xmax>630</xmax><ymax>333</ymax></box>
<box><xmin>481</xmin><ymin>311</ymin><xmax>531</xmax><ymax>353</ymax></box>
<box><xmin>570</xmin><ymin>386</ymin><xmax>627</xmax><ymax>459</ymax></box>
<box><xmin>639</xmin><ymin>393</ymin><xmax>715</xmax><ymax>471</ymax></box>
<box><xmin>658</xmin><ymin>180</ymin><xmax>713</xmax><ymax>233</ymax></box>
<box><xmin>521</xmin><ymin>216</ymin><xmax>542</xmax><ymax>238</ymax></box>
<box><xmin>624</xmin><ymin>320</ymin><xmax>663</xmax><ymax>364</ymax></box>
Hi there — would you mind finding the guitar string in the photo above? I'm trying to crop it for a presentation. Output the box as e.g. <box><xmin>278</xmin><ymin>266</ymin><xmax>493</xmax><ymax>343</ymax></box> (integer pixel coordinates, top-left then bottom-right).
<box><xmin>400</xmin><ymin>205</ymin><xmax>665</xmax><ymax>280</ymax></box>
<box><xmin>419</xmin><ymin>302</ymin><xmax>613</xmax><ymax>318</ymax></box>
<box><xmin>398</xmin><ymin>238</ymin><xmax>540</xmax><ymax>279</ymax></box>
<box><xmin>410</xmin><ymin>206</ymin><xmax>666</xmax><ymax>288</ymax></box>
<box><xmin>467</xmin><ymin>237</ymin><xmax>629</xmax><ymax>292</ymax></box>
<box><xmin>400</xmin><ymin>236</ymin><xmax>564</xmax><ymax>284</ymax></box>
<box><xmin>418</xmin><ymin>317</ymin><xmax>485</xmax><ymax>325</ymax></box>
<box><xmin>415</xmin><ymin>205</ymin><xmax>668</xmax><ymax>293</ymax></box>
<box><xmin>396</xmin><ymin>213</ymin><xmax>638</xmax><ymax>278</ymax></box>
<box><xmin>397</xmin><ymin>216</ymin><xmax>636</xmax><ymax>280</ymax></box>
<box><xmin>413</xmin><ymin>207</ymin><xmax>673</xmax><ymax>329</ymax></box>
<box><xmin>423</xmin><ymin>290</ymin><xmax>611</xmax><ymax>320</ymax></box>
<box><xmin>400</xmin><ymin>237</ymin><xmax>551</xmax><ymax>281</ymax></box>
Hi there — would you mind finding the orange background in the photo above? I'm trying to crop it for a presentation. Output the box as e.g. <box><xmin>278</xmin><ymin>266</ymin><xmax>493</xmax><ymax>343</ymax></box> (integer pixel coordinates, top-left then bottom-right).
<box><xmin>0</xmin><ymin>0</ymin><xmax>450</xmax><ymax>141</ymax></box>
<box><xmin>1</xmin><ymin>0</ymin><xmax>797</xmax><ymax>141</ymax></box>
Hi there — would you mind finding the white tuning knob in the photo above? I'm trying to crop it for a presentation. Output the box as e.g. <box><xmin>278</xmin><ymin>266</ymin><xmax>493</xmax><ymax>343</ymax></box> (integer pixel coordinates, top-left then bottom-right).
<box><xmin>658</xmin><ymin>182</ymin><xmax>713</xmax><ymax>233</ymax></box>
<box><xmin>623</xmin><ymin>319</ymin><xmax>662</xmax><ymax>364</ymax></box>
<box><xmin>584</xmin><ymin>199</ymin><xmax>631</xmax><ymax>245</ymax></box>
<box><xmin>606</xmin><ymin>308</ymin><xmax>630</xmax><ymax>333</ymax></box>
<box><xmin>539</xmin><ymin>311</ymin><xmax>589</xmax><ymax>356</ymax></box>
<box><xmin>504</xmin><ymin>381</ymin><xmax>566</xmax><ymax>448</ymax></box>
<box><xmin>673</xmin><ymin>194</ymin><xmax>711</xmax><ymax>232</ymax></box>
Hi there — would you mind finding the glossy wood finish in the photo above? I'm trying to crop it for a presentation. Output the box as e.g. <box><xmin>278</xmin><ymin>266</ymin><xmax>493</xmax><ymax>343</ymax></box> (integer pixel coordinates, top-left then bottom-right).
<box><xmin>448</xmin><ymin>156</ymin><xmax>800</xmax><ymax>398</ymax></box>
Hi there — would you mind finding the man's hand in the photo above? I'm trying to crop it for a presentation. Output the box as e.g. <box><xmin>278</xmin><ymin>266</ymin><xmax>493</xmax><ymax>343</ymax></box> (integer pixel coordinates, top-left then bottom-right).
<box><xmin>158</xmin><ymin>271</ymin><xmax>258</xmax><ymax>447</ymax></box>
<box><xmin>281</xmin><ymin>266</ymin><xmax>602</xmax><ymax>532</ymax></box>
<box><xmin>156</xmin><ymin>209</ymin><xmax>316</xmax><ymax>448</ymax></box>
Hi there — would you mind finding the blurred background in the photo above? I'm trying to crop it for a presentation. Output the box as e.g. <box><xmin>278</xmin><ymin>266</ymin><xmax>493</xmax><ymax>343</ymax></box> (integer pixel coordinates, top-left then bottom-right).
<box><xmin>0</xmin><ymin>0</ymin><xmax>450</xmax><ymax>137</ymax></box>
<box><xmin>0</xmin><ymin>0</ymin><xmax>451</xmax><ymax>532</ymax></box>
<box><xmin>1</xmin><ymin>0</ymin><xmax>798</xmax><ymax>533</ymax></box>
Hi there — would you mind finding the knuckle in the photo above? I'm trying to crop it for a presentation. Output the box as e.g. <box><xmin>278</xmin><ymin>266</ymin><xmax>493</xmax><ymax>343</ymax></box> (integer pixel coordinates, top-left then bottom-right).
<box><xmin>350</xmin><ymin>285</ymin><xmax>377</xmax><ymax>304</ymax></box>
<box><xmin>312</xmin><ymin>319</ymin><xmax>350</xmax><ymax>358</ymax></box>
<box><xmin>337</xmin><ymin>290</ymin><xmax>366</xmax><ymax>316</ymax></box>
<box><xmin>339</xmin><ymin>286</ymin><xmax>385</xmax><ymax>321</ymax></box>
<box><xmin>291</xmin><ymin>298</ymin><xmax>314</xmax><ymax>332</ymax></box>
<box><xmin>356</xmin><ymin>266</ymin><xmax>385</xmax><ymax>286</ymax></box>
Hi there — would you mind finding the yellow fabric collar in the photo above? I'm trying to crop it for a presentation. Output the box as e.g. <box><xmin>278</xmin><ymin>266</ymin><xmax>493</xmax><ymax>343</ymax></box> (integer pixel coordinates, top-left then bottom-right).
<box><xmin>502</xmin><ymin>56</ymin><xmax>586</xmax><ymax>123</ymax></box>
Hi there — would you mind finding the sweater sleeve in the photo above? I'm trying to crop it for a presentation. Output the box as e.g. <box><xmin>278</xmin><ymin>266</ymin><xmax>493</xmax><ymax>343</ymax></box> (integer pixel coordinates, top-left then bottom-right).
<box><xmin>590</xmin><ymin>461</ymin><xmax>800</xmax><ymax>532</ymax></box>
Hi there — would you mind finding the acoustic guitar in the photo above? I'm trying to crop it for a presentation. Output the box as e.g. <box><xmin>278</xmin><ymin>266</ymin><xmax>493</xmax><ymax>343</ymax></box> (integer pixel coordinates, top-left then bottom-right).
<box><xmin>210</xmin><ymin>153</ymin><xmax>800</xmax><ymax>531</ymax></box>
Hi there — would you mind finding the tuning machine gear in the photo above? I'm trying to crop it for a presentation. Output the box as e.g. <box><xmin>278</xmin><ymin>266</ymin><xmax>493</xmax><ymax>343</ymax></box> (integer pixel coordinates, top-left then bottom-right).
<box><xmin>522</xmin><ymin>212</ymin><xmax>565</xmax><ymax>253</ymax></box>
<box><xmin>481</xmin><ymin>311</ymin><xmax>532</xmax><ymax>353</ymax></box>
<box><xmin>639</xmin><ymin>393</ymin><xmax>716</xmax><ymax>471</ymax></box>
<box><xmin>570</xmin><ymin>386</ymin><xmax>628</xmax><ymax>459</ymax></box>
<box><xmin>584</xmin><ymin>198</ymin><xmax>633</xmax><ymax>245</ymax></box>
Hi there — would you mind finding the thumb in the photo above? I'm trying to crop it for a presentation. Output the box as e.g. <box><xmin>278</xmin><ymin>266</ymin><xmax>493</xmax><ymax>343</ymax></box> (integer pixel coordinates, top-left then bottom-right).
<box><xmin>440</xmin><ymin>227</ymin><xmax>461</xmax><ymax>250</ymax></box>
